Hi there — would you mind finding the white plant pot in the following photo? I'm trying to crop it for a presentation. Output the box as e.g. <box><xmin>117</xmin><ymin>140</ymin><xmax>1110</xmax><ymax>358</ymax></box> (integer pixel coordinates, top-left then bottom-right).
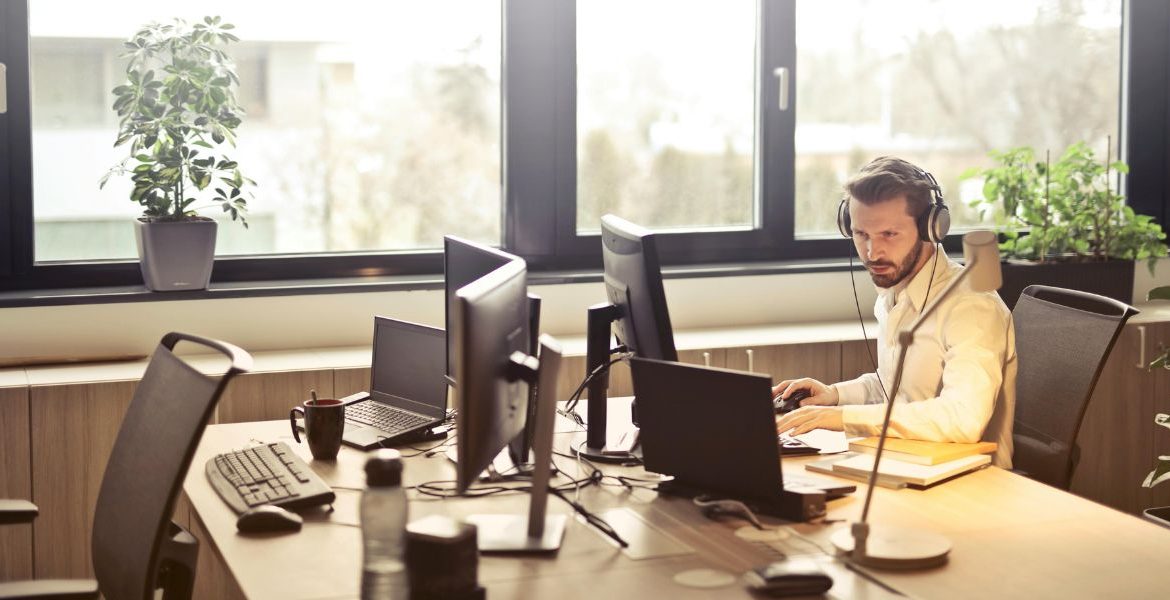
<box><xmin>134</xmin><ymin>218</ymin><xmax>217</xmax><ymax>291</ymax></box>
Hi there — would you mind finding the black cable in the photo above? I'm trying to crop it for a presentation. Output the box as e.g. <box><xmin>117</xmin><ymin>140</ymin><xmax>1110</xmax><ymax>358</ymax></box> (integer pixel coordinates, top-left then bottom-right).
<box><xmin>560</xmin><ymin>350</ymin><xmax>632</xmax><ymax>425</ymax></box>
<box><xmin>549</xmin><ymin>488</ymin><xmax>629</xmax><ymax>548</ymax></box>
<box><xmin>922</xmin><ymin>241</ymin><xmax>940</xmax><ymax>307</ymax></box>
<box><xmin>848</xmin><ymin>249</ymin><xmax>891</xmax><ymax>403</ymax></box>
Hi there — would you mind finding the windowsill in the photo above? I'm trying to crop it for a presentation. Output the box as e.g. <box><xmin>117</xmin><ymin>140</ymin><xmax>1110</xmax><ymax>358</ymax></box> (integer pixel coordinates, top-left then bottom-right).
<box><xmin>0</xmin><ymin>256</ymin><xmax>857</xmax><ymax>309</ymax></box>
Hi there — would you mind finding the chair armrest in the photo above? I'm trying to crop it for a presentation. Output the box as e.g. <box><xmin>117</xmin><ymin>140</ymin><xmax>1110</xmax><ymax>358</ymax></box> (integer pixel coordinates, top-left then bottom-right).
<box><xmin>0</xmin><ymin>580</ymin><xmax>99</xmax><ymax>600</ymax></box>
<box><xmin>0</xmin><ymin>500</ymin><xmax>38</xmax><ymax>525</ymax></box>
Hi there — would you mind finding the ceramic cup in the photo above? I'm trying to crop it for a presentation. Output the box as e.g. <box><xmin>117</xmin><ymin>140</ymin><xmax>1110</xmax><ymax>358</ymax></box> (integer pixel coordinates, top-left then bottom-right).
<box><xmin>289</xmin><ymin>398</ymin><xmax>345</xmax><ymax>460</ymax></box>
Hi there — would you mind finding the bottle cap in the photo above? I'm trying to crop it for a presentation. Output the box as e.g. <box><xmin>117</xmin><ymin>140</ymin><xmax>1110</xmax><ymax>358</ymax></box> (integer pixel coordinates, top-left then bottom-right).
<box><xmin>365</xmin><ymin>448</ymin><xmax>404</xmax><ymax>487</ymax></box>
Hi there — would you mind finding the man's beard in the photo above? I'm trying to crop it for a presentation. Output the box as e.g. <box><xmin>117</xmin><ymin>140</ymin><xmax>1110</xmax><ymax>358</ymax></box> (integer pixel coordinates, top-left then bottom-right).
<box><xmin>865</xmin><ymin>242</ymin><xmax>924</xmax><ymax>288</ymax></box>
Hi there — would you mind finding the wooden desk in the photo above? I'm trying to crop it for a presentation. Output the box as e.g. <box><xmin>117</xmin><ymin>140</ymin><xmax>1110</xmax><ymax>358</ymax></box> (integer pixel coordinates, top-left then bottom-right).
<box><xmin>183</xmin><ymin>421</ymin><xmax>1170</xmax><ymax>600</ymax></box>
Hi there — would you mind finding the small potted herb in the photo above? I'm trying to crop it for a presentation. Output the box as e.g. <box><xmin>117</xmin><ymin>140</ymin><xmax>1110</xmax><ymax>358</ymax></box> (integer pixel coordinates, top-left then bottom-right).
<box><xmin>101</xmin><ymin>16</ymin><xmax>253</xmax><ymax>291</ymax></box>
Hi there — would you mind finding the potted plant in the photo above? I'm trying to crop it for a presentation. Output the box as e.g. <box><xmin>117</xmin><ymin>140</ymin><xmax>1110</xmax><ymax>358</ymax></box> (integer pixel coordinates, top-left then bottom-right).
<box><xmin>963</xmin><ymin>142</ymin><xmax>1167</xmax><ymax>308</ymax></box>
<box><xmin>100</xmin><ymin>16</ymin><xmax>253</xmax><ymax>291</ymax></box>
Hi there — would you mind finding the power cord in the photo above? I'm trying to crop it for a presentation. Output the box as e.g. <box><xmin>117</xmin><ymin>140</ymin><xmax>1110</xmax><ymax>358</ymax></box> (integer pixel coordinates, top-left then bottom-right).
<box><xmin>559</xmin><ymin>349</ymin><xmax>632</xmax><ymax>427</ymax></box>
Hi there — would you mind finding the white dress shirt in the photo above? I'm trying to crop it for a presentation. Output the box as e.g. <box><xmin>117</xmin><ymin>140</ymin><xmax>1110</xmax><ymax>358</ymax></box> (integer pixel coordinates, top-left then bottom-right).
<box><xmin>834</xmin><ymin>252</ymin><xmax>1017</xmax><ymax>468</ymax></box>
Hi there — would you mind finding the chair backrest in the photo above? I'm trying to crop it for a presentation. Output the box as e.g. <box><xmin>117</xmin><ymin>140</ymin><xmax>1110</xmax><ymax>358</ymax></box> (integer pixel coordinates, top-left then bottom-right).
<box><xmin>91</xmin><ymin>332</ymin><xmax>251</xmax><ymax>600</ymax></box>
<box><xmin>1012</xmin><ymin>285</ymin><xmax>1137</xmax><ymax>489</ymax></box>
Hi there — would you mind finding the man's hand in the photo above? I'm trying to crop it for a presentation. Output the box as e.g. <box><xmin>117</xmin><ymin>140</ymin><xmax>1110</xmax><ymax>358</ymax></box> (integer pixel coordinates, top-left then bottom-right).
<box><xmin>772</xmin><ymin>377</ymin><xmax>839</xmax><ymax>408</ymax></box>
<box><xmin>775</xmin><ymin>406</ymin><xmax>844</xmax><ymax>436</ymax></box>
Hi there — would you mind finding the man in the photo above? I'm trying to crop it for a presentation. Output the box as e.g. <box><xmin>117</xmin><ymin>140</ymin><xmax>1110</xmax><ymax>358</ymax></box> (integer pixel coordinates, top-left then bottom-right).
<box><xmin>774</xmin><ymin>157</ymin><xmax>1016</xmax><ymax>468</ymax></box>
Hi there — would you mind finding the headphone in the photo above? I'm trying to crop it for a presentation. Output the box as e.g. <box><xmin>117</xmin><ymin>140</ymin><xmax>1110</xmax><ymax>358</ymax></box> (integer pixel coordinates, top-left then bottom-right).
<box><xmin>836</xmin><ymin>168</ymin><xmax>951</xmax><ymax>244</ymax></box>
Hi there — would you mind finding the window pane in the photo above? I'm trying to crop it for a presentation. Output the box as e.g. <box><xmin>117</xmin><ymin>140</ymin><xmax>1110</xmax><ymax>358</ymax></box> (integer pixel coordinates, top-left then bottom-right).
<box><xmin>576</xmin><ymin>1</ymin><xmax>756</xmax><ymax>234</ymax></box>
<box><xmin>794</xmin><ymin>0</ymin><xmax>1122</xmax><ymax>237</ymax></box>
<box><xmin>29</xmin><ymin>0</ymin><xmax>501</xmax><ymax>262</ymax></box>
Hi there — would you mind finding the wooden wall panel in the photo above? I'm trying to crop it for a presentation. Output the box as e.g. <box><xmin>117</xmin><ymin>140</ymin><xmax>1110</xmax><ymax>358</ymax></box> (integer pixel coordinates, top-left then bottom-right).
<box><xmin>31</xmin><ymin>381</ymin><xmax>136</xmax><ymax>579</ymax></box>
<box><xmin>725</xmin><ymin>342</ymin><xmax>840</xmax><ymax>388</ymax></box>
<box><xmin>1072</xmin><ymin>323</ymin><xmax>1170</xmax><ymax>514</ymax></box>
<box><xmin>677</xmin><ymin>348</ymin><xmax>726</xmax><ymax>368</ymax></box>
<box><xmin>554</xmin><ymin>355</ymin><xmax>587</xmax><ymax>403</ymax></box>
<box><xmin>334</xmin><ymin>367</ymin><xmax>371</xmax><ymax>399</ymax></box>
<box><xmin>190</xmin><ymin>511</ymin><xmax>247</xmax><ymax>600</ymax></box>
<box><xmin>216</xmin><ymin>371</ymin><xmax>334</xmax><ymax>424</ymax></box>
<box><xmin>0</xmin><ymin>384</ymin><xmax>33</xmax><ymax>582</ymax></box>
<box><xmin>840</xmin><ymin>339</ymin><xmax>880</xmax><ymax>382</ymax></box>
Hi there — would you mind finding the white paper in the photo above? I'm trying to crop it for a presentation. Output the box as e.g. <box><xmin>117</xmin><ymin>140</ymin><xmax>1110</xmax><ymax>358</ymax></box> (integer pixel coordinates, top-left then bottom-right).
<box><xmin>794</xmin><ymin>429</ymin><xmax>850</xmax><ymax>454</ymax></box>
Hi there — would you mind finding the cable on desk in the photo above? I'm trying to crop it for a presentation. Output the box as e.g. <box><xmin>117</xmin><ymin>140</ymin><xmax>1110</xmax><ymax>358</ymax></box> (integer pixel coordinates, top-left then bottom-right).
<box><xmin>548</xmin><ymin>488</ymin><xmax>628</xmax><ymax>548</ymax></box>
<box><xmin>397</xmin><ymin>435</ymin><xmax>458</xmax><ymax>458</ymax></box>
<box><xmin>558</xmin><ymin>350</ymin><xmax>632</xmax><ymax>427</ymax></box>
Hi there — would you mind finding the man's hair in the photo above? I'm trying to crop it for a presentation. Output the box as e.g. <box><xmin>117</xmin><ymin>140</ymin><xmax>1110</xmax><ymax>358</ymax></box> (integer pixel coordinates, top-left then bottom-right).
<box><xmin>844</xmin><ymin>156</ymin><xmax>934</xmax><ymax>218</ymax></box>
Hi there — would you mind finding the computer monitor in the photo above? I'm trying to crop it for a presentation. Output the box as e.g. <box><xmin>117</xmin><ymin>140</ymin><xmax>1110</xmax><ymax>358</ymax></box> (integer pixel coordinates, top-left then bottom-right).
<box><xmin>453</xmin><ymin>260</ymin><xmax>566</xmax><ymax>552</ymax></box>
<box><xmin>578</xmin><ymin>214</ymin><xmax>678</xmax><ymax>462</ymax></box>
<box><xmin>443</xmin><ymin>235</ymin><xmax>517</xmax><ymax>385</ymax></box>
<box><xmin>443</xmin><ymin>235</ymin><xmax>541</xmax><ymax>466</ymax></box>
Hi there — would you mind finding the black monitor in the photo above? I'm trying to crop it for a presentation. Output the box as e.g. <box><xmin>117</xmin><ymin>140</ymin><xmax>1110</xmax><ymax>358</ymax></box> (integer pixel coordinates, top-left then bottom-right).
<box><xmin>453</xmin><ymin>261</ymin><xmax>566</xmax><ymax>552</ymax></box>
<box><xmin>578</xmin><ymin>214</ymin><xmax>678</xmax><ymax>462</ymax></box>
<box><xmin>443</xmin><ymin>235</ymin><xmax>517</xmax><ymax>385</ymax></box>
<box><xmin>443</xmin><ymin>235</ymin><xmax>541</xmax><ymax>467</ymax></box>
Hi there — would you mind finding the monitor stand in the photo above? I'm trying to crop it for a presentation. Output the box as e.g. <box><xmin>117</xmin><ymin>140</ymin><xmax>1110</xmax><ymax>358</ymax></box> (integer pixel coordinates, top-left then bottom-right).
<box><xmin>571</xmin><ymin>303</ymin><xmax>640</xmax><ymax>464</ymax></box>
<box><xmin>569</xmin><ymin>412</ymin><xmax>641</xmax><ymax>463</ymax></box>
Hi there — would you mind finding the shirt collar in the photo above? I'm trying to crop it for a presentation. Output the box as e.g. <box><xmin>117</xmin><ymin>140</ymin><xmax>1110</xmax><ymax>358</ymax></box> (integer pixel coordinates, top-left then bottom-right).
<box><xmin>876</xmin><ymin>246</ymin><xmax>953</xmax><ymax>314</ymax></box>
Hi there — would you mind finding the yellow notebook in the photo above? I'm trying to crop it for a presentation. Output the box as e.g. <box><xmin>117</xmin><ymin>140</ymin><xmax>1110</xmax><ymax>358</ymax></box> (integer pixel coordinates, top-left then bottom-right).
<box><xmin>848</xmin><ymin>437</ymin><xmax>997</xmax><ymax>466</ymax></box>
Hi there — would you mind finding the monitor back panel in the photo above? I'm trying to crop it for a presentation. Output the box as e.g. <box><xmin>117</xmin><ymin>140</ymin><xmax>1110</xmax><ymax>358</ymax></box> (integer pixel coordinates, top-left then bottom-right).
<box><xmin>631</xmin><ymin>357</ymin><xmax>785</xmax><ymax>501</ymax></box>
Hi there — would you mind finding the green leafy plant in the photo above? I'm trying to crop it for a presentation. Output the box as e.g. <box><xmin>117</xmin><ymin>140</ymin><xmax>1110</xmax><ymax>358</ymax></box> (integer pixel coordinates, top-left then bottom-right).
<box><xmin>100</xmin><ymin>16</ymin><xmax>253</xmax><ymax>226</ymax></box>
<box><xmin>963</xmin><ymin>142</ymin><xmax>1167</xmax><ymax>272</ymax></box>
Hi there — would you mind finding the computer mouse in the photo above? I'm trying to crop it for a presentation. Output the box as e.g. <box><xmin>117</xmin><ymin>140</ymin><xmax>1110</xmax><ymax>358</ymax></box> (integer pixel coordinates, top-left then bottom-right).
<box><xmin>236</xmin><ymin>505</ymin><xmax>303</xmax><ymax>534</ymax></box>
<box><xmin>774</xmin><ymin>389</ymin><xmax>811</xmax><ymax>414</ymax></box>
<box><xmin>745</xmin><ymin>559</ymin><xmax>833</xmax><ymax>597</ymax></box>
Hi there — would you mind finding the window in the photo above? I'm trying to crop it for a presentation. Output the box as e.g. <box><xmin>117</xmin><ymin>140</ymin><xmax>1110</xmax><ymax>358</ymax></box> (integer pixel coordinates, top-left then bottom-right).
<box><xmin>1</xmin><ymin>0</ymin><xmax>1165</xmax><ymax>293</ymax></box>
<box><xmin>25</xmin><ymin>0</ymin><xmax>501</xmax><ymax>264</ymax></box>
<box><xmin>575</xmin><ymin>1</ymin><xmax>756</xmax><ymax>233</ymax></box>
<box><xmin>794</xmin><ymin>0</ymin><xmax>1123</xmax><ymax>237</ymax></box>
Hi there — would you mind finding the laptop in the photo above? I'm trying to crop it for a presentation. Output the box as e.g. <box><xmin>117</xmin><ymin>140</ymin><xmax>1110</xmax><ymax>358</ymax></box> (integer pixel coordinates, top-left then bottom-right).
<box><xmin>336</xmin><ymin>316</ymin><xmax>449</xmax><ymax>450</ymax></box>
<box><xmin>630</xmin><ymin>357</ymin><xmax>855</xmax><ymax>520</ymax></box>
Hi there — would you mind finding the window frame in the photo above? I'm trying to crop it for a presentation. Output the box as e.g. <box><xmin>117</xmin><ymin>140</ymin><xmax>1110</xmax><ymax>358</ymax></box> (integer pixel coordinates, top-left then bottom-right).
<box><xmin>1</xmin><ymin>0</ymin><xmax>1164</xmax><ymax>294</ymax></box>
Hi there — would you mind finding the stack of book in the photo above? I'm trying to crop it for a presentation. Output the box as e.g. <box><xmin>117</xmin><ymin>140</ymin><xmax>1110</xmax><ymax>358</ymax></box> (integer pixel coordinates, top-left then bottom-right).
<box><xmin>805</xmin><ymin>438</ymin><xmax>997</xmax><ymax>488</ymax></box>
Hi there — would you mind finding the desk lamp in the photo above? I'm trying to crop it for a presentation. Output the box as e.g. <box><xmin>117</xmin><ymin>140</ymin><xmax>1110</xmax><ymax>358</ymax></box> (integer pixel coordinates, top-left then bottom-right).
<box><xmin>830</xmin><ymin>230</ymin><xmax>1002</xmax><ymax>569</ymax></box>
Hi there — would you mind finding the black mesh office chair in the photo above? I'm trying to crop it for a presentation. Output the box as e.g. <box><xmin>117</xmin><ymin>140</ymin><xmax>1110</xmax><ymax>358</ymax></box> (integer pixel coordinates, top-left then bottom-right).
<box><xmin>1012</xmin><ymin>285</ymin><xmax>1137</xmax><ymax>490</ymax></box>
<box><xmin>0</xmin><ymin>332</ymin><xmax>252</xmax><ymax>600</ymax></box>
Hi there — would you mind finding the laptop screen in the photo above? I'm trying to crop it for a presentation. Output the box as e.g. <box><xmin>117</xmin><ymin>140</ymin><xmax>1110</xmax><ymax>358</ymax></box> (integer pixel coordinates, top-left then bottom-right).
<box><xmin>370</xmin><ymin>316</ymin><xmax>447</xmax><ymax>418</ymax></box>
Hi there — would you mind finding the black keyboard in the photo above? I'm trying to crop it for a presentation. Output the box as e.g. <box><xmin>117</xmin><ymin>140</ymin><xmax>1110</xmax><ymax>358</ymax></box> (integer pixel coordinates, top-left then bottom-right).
<box><xmin>346</xmin><ymin>401</ymin><xmax>431</xmax><ymax>435</ymax></box>
<box><xmin>205</xmin><ymin>442</ymin><xmax>336</xmax><ymax>514</ymax></box>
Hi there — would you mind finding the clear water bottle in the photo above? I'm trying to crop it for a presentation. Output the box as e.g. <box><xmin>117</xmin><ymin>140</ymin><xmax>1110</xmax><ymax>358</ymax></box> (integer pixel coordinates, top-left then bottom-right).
<box><xmin>361</xmin><ymin>449</ymin><xmax>408</xmax><ymax>600</ymax></box>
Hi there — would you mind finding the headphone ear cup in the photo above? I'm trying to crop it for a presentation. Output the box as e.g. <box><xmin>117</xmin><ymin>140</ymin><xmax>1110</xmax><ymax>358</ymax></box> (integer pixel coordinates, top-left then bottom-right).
<box><xmin>837</xmin><ymin>198</ymin><xmax>852</xmax><ymax>238</ymax></box>
<box><xmin>920</xmin><ymin>203</ymin><xmax>951</xmax><ymax>243</ymax></box>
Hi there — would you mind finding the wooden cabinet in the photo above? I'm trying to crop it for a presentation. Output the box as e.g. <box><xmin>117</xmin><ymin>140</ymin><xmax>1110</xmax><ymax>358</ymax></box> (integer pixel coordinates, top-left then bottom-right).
<box><xmin>216</xmin><ymin>370</ymin><xmax>335</xmax><ymax>424</ymax></box>
<box><xmin>1071</xmin><ymin>322</ymin><xmax>1170</xmax><ymax>515</ymax></box>
<box><xmin>724</xmin><ymin>343</ymin><xmax>840</xmax><ymax>386</ymax></box>
<box><xmin>30</xmin><ymin>381</ymin><xmax>136</xmax><ymax>578</ymax></box>
<box><xmin>0</xmin><ymin>379</ymin><xmax>32</xmax><ymax>582</ymax></box>
<box><xmin>841</xmin><ymin>339</ymin><xmax>880</xmax><ymax>382</ymax></box>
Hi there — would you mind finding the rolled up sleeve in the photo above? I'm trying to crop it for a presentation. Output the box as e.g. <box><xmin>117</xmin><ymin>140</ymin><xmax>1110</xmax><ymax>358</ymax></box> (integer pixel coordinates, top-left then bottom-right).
<box><xmin>841</xmin><ymin>293</ymin><xmax>1009</xmax><ymax>443</ymax></box>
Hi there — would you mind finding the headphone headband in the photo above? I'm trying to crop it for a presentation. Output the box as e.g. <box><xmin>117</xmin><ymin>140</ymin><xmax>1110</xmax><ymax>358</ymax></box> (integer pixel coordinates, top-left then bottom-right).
<box><xmin>836</xmin><ymin>166</ymin><xmax>950</xmax><ymax>243</ymax></box>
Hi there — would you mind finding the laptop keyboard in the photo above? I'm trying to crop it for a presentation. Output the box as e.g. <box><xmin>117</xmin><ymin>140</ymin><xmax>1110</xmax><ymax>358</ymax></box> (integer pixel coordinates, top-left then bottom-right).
<box><xmin>778</xmin><ymin>433</ymin><xmax>817</xmax><ymax>454</ymax></box>
<box><xmin>347</xmin><ymin>401</ymin><xmax>431</xmax><ymax>434</ymax></box>
<box><xmin>776</xmin><ymin>432</ymin><xmax>814</xmax><ymax>451</ymax></box>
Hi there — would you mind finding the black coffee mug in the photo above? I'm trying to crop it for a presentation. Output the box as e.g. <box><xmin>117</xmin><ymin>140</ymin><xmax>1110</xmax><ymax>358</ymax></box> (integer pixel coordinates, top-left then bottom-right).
<box><xmin>290</xmin><ymin>398</ymin><xmax>345</xmax><ymax>460</ymax></box>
